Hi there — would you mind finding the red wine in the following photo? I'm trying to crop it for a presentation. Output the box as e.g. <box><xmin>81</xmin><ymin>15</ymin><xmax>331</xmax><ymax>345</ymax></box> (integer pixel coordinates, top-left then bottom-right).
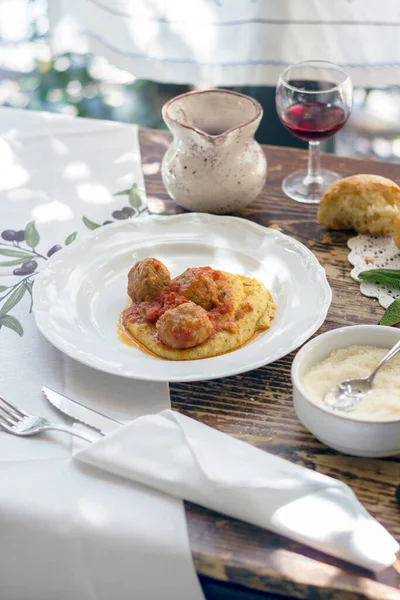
<box><xmin>281</xmin><ymin>102</ymin><xmax>347</xmax><ymax>142</ymax></box>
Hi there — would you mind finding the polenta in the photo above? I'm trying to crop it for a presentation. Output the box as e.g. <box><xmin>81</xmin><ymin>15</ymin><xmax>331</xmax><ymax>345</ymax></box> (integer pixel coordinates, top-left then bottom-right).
<box><xmin>121</xmin><ymin>259</ymin><xmax>275</xmax><ymax>360</ymax></box>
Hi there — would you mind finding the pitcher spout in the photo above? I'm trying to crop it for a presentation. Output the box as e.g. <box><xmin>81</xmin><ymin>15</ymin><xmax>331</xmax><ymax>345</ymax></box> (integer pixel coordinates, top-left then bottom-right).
<box><xmin>162</xmin><ymin>89</ymin><xmax>263</xmax><ymax>144</ymax></box>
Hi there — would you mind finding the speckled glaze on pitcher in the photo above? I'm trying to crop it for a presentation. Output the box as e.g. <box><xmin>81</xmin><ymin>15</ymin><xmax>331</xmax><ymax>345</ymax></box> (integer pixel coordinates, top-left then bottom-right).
<box><xmin>161</xmin><ymin>89</ymin><xmax>267</xmax><ymax>214</ymax></box>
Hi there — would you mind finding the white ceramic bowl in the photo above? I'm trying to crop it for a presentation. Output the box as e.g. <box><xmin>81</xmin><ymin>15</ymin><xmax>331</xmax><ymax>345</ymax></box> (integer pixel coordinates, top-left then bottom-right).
<box><xmin>291</xmin><ymin>325</ymin><xmax>400</xmax><ymax>457</ymax></box>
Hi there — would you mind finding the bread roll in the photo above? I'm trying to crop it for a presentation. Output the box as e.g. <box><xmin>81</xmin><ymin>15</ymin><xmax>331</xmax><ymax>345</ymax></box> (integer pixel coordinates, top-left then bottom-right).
<box><xmin>317</xmin><ymin>174</ymin><xmax>400</xmax><ymax>235</ymax></box>
<box><xmin>394</xmin><ymin>213</ymin><xmax>400</xmax><ymax>249</ymax></box>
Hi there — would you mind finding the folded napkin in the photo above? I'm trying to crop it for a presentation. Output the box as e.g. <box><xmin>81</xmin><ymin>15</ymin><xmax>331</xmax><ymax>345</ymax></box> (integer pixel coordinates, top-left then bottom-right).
<box><xmin>76</xmin><ymin>409</ymin><xmax>399</xmax><ymax>572</ymax></box>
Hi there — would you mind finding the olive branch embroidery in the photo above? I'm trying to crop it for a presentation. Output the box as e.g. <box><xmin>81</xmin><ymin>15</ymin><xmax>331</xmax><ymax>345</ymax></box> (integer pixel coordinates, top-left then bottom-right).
<box><xmin>79</xmin><ymin>183</ymin><xmax>148</xmax><ymax>230</ymax></box>
<box><xmin>0</xmin><ymin>183</ymin><xmax>147</xmax><ymax>336</ymax></box>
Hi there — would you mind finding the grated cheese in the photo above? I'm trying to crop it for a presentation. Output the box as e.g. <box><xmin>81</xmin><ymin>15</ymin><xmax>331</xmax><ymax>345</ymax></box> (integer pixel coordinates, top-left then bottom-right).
<box><xmin>301</xmin><ymin>345</ymin><xmax>400</xmax><ymax>420</ymax></box>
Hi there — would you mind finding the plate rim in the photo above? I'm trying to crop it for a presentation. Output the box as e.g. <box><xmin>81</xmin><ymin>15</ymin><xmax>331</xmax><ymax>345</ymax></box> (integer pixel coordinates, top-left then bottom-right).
<box><xmin>33</xmin><ymin>213</ymin><xmax>332</xmax><ymax>382</ymax></box>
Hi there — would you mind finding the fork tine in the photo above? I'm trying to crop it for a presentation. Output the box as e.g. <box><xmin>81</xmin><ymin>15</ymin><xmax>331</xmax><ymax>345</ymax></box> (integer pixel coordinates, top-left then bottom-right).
<box><xmin>0</xmin><ymin>395</ymin><xmax>28</xmax><ymax>418</ymax></box>
<box><xmin>0</xmin><ymin>409</ymin><xmax>15</xmax><ymax>427</ymax></box>
<box><xmin>0</xmin><ymin>397</ymin><xmax>20</xmax><ymax>420</ymax></box>
<box><xmin>0</xmin><ymin>403</ymin><xmax>19</xmax><ymax>422</ymax></box>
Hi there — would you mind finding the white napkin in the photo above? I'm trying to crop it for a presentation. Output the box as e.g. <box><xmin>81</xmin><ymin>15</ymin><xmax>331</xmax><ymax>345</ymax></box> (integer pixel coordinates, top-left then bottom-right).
<box><xmin>77</xmin><ymin>409</ymin><xmax>399</xmax><ymax>572</ymax></box>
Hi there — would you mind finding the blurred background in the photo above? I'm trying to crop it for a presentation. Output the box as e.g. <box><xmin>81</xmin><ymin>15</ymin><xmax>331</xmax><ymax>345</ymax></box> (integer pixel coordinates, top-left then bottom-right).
<box><xmin>1</xmin><ymin>0</ymin><xmax>400</xmax><ymax>161</ymax></box>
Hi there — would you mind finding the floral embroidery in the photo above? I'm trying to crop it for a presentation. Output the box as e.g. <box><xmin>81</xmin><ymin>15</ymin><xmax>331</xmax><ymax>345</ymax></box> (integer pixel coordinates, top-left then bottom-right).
<box><xmin>0</xmin><ymin>183</ymin><xmax>146</xmax><ymax>336</ymax></box>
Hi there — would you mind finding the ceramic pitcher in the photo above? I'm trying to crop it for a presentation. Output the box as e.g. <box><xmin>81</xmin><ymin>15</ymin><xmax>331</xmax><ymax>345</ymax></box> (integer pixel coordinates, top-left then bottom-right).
<box><xmin>161</xmin><ymin>90</ymin><xmax>267</xmax><ymax>214</ymax></box>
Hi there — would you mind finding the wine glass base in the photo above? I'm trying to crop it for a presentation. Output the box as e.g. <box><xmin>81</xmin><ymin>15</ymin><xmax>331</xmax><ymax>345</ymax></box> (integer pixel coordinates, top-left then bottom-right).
<box><xmin>282</xmin><ymin>169</ymin><xmax>340</xmax><ymax>204</ymax></box>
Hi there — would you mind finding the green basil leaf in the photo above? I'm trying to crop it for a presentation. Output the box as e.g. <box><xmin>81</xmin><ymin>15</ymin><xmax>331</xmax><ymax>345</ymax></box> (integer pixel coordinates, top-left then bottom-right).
<box><xmin>0</xmin><ymin>249</ymin><xmax>34</xmax><ymax>258</ymax></box>
<box><xmin>369</xmin><ymin>269</ymin><xmax>400</xmax><ymax>277</ymax></box>
<box><xmin>0</xmin><ymin>284</ymin><xmax>26</xmax><ymax>318</ymax></box>
<box><xmin>129</xmin><ymin>184</ymin><xmax>146</xmax><ymax>209</ymax></box>
<box><xmin>358</xmin><ymin>271</ymin><xmax>400</xmax><ymax>290</ymax></box>
<box><xmin>379</xmin><ymin>298</ymin><xmax>400</xmax><ymax>326</ymax></box>
<box><xmin>82</xmin><ymin>216</ymin><xmax>100</xmax><ymax>230</ymax></box>
<box><xmin>24</xmin><ymin>221</ymin><xmax>40</xmax><ymax>249</ymax></box>
<box><xmin>359</xmin><ymin>269</ymin><xmax>400</xmax><ymax>280</ymax></box>
<box><xmin>0</xmin><ymin>315</ymin><xmax>23</xmax><ymax>336</ymax></box>
<box><xmin>65</xmin><ymin>232</ymin><xmax>77</xmax><ymax>246</ymax></box>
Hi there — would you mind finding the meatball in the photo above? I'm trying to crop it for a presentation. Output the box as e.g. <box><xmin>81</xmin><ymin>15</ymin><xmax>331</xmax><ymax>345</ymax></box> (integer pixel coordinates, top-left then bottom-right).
<box><xmin>156</xmin><ymin>302</ymin><xmax>213</xmax><ymax>349</ymax></box>
<box><xmin>128</xmin><ymin>258</ymin><xmax>171</xmax><ymax>303</ymax></box>
<box><xmin>171</xmin><ymin>267</ymin><xmax>218</xmax><ymax>310</ymax></box>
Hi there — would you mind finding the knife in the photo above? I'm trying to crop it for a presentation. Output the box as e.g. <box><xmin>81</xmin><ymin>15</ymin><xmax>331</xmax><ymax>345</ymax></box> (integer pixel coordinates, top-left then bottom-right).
<box><xmin>42</xmin><ymin>386</ymin><xmax>122</xmax><ymax>435</ymax></box>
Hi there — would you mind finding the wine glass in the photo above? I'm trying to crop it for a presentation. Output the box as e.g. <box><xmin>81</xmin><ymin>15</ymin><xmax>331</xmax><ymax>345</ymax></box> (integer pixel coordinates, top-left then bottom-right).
<box><xmin>275</xmin><ymin>60</ymin><xmax>353</xmax><ymax>204</ymax></box>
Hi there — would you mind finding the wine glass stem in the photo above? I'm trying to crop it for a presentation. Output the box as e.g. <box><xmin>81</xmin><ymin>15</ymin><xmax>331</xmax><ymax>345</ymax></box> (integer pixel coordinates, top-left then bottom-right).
<box><xmin>306</xmin><ymin>141</ymin><xmax>322</xmax><ymax>183</ymax></box>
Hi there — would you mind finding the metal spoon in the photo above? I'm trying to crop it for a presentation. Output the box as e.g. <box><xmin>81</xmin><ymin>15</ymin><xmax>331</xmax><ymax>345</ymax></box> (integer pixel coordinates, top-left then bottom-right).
<box><xmin>324</xmin><ymin>339</ymin><xmax>400</xmax><ymax>412</ymax></box>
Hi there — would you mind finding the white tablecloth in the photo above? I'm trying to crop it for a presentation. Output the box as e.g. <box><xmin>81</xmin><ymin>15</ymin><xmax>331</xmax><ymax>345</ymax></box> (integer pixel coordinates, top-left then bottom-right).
<box><xmin>0</xmin><ymin>107</ymin><xmax>204</xmax><ymax>600</ymax></box>
<box><xmin>49</xmin><ymin>0</ymin><xmax>400</xmax><ymax>87</ymax></box>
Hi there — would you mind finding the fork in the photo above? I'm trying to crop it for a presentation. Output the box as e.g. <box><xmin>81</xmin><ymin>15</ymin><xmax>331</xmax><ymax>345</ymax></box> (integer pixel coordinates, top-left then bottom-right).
<box><xmin>0</xmin><ymin>394</ymin><xmax>98</xmax><ymax>442</ymax></box>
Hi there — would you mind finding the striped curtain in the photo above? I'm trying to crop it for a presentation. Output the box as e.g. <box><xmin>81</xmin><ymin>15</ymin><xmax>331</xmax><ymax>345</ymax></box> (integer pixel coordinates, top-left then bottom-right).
<box><xmin>49</xmin><ymin>0</ymin><xmax>400</xmax><ymax>87</ymax></box>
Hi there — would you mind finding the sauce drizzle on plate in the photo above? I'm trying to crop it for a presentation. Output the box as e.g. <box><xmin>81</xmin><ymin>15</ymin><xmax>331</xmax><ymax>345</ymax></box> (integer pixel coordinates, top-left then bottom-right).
<box><xmin>117</xmin><ymin>316</ymin><xmax>165</xmax><ymax>359</ymax></box>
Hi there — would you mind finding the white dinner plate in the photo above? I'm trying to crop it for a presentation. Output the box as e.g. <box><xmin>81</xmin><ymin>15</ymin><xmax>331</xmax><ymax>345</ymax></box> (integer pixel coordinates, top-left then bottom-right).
<box><xmin>33</xmin><ymin>213</ymin><xmax>331</xmax><ymax>382</ymax></box>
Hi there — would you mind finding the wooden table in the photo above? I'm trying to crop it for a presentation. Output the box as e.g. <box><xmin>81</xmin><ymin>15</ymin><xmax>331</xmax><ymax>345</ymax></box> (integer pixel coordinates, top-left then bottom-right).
<box><xmin>139</xmin><ymin>129</ymin><xmax>400</xmax><ymax>600</ymax></box>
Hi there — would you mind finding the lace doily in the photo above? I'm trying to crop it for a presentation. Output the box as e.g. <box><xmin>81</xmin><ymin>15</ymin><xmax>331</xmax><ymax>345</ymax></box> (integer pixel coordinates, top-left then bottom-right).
<box><xmin>347</xmin><ymin>234</ymin><xmax>400</xmax><ymax>308</ymax></box>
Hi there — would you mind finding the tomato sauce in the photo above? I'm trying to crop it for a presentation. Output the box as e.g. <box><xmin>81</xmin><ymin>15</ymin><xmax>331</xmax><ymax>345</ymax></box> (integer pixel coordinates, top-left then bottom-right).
<box><xmin>235</xmin><ymin>302</ymin><xmax>254</xmax><ymax>320</ymax></box>
<box><xmin>123</xmin><ymin>290</ymin><xmax>189</xmax><ymax>325</ymax></box>
<box><xmin>123</xmin><ymin>267</ymin><xmax>235</xmax><ymax>331</ymax></box>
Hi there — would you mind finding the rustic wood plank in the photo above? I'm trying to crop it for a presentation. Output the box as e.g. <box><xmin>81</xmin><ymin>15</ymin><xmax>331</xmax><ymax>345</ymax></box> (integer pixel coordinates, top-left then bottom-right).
<box><xmin>139</xmin><ymin>129</ymin><xmax>400</xmax><ymax>600</ymax></box>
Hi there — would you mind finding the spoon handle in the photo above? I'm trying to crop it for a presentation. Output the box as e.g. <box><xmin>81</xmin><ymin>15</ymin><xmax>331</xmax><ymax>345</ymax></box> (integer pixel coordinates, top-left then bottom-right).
<box><xmin>369</xmin><ymin>339</ymin><xmax>400</xmax><ymax>385</ymax></box>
